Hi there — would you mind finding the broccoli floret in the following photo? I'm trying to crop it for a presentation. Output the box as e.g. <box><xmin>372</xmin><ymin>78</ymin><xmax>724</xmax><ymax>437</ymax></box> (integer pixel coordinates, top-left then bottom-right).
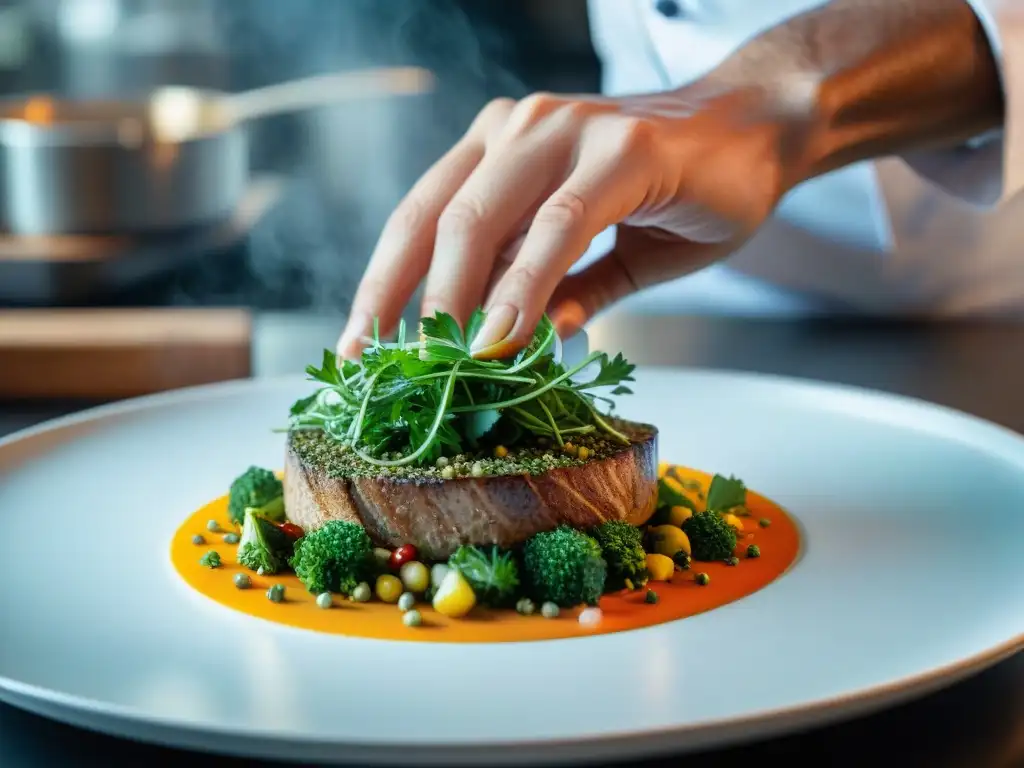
<box><xmin>288</xmin><ymin>520</ymin><xmax>374</xmax><ymax>595</ymax></box>
<box><xmin>522</xmin><ymin>526</ymin><xmax>606</xmax><ymax>607</ymax></box>
<box><xmin>589</xmin><ymin>521</ymin><xmax>648</xmax><ymax>591</ymax></box>
<box><xmin>448</xmin><ymin>545</ymin><xmax>521</xmax><ymax>607</ymax></box>
<box><xmin>227</xmin><ymin>466</ymin><xmax>284</xmax><ymax>526</ymax></box>
<box><xmin>237</xmin><ymin>509</ymin><xmax>295</xmax><ymax>575</ymax></box>
<box><xmin>682</xmin><ymin>511</ymin><xmax>738</xmax><ymax>561</ymax></box>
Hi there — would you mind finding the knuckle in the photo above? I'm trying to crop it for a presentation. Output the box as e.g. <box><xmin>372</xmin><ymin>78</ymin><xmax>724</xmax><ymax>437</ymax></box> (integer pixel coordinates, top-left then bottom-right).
<box><xmin>535</xmin><ymin>190</ymin><xmax>588</xmax><ymax>231</ymax></box>
<box><xmin>504</xmin><ymin>262</ymin><xmax>544</xmax><ymax>295</ymax></box>
<box><xmin>475</xmin><ymin>97</ymin><xmax>515</xmax><ymax>129</ymax></box>
<box><xmin>545</xmin><ymin>101</ymin><xmax>592</xmax><ymax>133</ymax></box>
<box><xmin>437</xmin><ymin>197</ymin><xmax>488</xmax><ymax>238</ymax></box>
<box><xmin>386</xmin><ymin>197</ymin><xmax>428</xmax><ymax>234</ymax></box>
<box><xmin>553</xmin><ymin>98</ymin><xmax>587</xmax><ymax>120</ymax></box>
<box><xmin>610</xmin><ymin>115</ymin><xmax>657</xmax><ymax>155</ymax></box>
<box><xmin>484</xmin><ymin>96</ymin><xmax>516</xmax><ymax>114</ymax></box>
<box><xmin>511</xmin><ymin>91</ymin><xmax>561</xmax><ymax>126</ymax></box>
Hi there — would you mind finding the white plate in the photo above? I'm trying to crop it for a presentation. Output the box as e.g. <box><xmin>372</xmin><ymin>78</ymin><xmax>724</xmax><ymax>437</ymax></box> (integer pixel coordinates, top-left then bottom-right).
<box><xmin>0</xmin><ymin>369</ymin><xmax>1022</xmax><ymax>765</ymax></box>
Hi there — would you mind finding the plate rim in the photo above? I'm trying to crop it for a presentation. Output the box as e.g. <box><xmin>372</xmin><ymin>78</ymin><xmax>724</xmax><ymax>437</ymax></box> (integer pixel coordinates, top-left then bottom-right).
<box><xmin>1</xmin><ymin>368</ymin><xmax>1023</xmax><ymax>764</ymax></box>
<box><xmin>1</xmin><ymin>641</ymin><xmax>1019</xmax><ymax>765</ymax></box>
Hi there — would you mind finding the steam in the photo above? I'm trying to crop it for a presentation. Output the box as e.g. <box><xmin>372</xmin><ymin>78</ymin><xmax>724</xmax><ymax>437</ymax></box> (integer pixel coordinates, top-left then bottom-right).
<box><xmin>187</xmin><ymin>0</ymin><xmax>529</xmax><ymax>317</ymax></box>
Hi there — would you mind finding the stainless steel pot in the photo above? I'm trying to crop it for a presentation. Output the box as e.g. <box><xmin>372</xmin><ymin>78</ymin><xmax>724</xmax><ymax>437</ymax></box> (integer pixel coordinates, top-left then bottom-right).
<box><xmin>0</xmin><ymin>67</ymin><xmax>433</xmax><ymax>235</ymax></box>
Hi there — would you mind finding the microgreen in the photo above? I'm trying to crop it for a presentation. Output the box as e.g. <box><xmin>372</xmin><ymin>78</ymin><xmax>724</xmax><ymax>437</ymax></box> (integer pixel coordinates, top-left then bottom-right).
<box><xmin>705</xmin><ymin>475</ymin><xmax>747</xmax><ymax>512</ymax></box>
<box><xmin>287</xmin><ymin>309</ymin><xmax>636</xmax><ymax>467</ymax></box>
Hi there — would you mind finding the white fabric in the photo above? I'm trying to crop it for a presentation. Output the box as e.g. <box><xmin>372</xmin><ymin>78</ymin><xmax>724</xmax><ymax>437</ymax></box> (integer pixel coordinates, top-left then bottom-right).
<box><xmin>582</xmin><ymin>0</ymin><xmax>1024</xmax><ymax>317</ymax></box>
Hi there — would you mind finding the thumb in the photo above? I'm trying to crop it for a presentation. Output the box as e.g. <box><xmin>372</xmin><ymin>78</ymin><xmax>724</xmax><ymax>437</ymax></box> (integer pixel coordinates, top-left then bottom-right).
<box><xmin>547</xmin><ymin>225</ymin><xmax>733</xmax><ymax>339</ymax></box>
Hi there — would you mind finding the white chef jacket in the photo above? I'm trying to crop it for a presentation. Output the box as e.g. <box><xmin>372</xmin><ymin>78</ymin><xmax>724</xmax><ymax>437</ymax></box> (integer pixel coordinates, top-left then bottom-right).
<box><xmin>581</xmin><ymin>0</ymin><xmax>1024</xmax><ymax>316</ymax></box>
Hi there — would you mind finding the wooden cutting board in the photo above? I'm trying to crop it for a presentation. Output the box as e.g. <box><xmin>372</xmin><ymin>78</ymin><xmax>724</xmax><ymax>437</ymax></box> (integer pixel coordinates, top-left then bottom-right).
<box><xmin>0</xmin><ymin>308</ymin><xmax>253</xmax><ymax>399</ymax></box>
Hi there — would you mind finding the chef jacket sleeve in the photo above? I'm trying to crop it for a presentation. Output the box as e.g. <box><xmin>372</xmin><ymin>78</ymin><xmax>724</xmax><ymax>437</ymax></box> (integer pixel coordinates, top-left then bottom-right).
<box><xmin>898</xmin><ymin>0</ymin><xmax>1024</xmax><ymax>208</ymax></box>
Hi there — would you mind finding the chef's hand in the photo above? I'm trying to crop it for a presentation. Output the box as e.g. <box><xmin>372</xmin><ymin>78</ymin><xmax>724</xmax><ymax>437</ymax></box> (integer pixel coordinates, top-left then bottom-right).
<box><xmin>338</xmin><ymin>0</ymin><xmax>1000</xmax><ymax>360</ymax></box>
<box><xmin>338</xmin><ymin>85</ymin><xmax>810</xmax><ymax>359</ymax></box>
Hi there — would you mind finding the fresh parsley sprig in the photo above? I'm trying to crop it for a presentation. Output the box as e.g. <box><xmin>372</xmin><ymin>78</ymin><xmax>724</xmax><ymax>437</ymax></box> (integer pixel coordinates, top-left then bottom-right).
<box><xmin>287</xmin><ymin>308</ymin><xmax>636</xmax><ymax>467</ymax></box>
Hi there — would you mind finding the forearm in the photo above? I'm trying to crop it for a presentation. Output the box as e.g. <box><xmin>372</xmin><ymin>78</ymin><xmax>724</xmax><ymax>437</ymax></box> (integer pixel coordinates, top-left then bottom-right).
<box><xmin>701</xmin><ymin>0</ymin><xmax>1004</xmax><ymax>182</ymax></box>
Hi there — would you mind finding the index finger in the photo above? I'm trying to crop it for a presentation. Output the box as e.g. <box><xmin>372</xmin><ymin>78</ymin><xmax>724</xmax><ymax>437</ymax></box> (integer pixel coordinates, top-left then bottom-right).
<box><xmin>339</xmin><ymin>99</ymin><xmax>516</xmax><ymax>358</ymax></box>
<box><xmin>337</xmin><ymin>137</ymin><xmax>483</xmax><ymax>358</ymax></box>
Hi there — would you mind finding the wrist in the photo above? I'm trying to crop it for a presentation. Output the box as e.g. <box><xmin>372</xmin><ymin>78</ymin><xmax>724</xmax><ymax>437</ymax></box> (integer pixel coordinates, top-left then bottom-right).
<box><xmin>692</xmin><ymin>0</ymin><xmax>1003</xmax><ymax>184</ymax></box>
<box><xmin>667</xmin><ymin>77</ymin><xmax>827</xmax><ymax>195</ymax></box>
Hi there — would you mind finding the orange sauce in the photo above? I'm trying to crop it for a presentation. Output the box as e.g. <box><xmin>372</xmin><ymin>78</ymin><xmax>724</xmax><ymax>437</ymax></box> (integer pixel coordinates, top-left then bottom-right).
<box><xmin>170</xmin><ymin>465</ymin><xmax>801</xmax><ymax>643</ymax></box>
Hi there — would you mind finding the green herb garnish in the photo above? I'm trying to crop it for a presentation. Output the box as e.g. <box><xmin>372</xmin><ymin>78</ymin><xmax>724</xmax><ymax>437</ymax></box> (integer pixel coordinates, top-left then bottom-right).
<box><xmin>287</xmin><ymin>309</ymin><xmax>636</xmax><ymax>467</ymax></box>
<box><xmin>705</xmin><ymin>474</ymin><xmax>746</xmax><ymax>513</ymax></box>
<box><xmin>657</xmin><ymin>479</ymin><xmax>697</xmax><ymax>513</ymax></box>
<box><xmin>448</xmin><ymin>545</ymin><xmax>521</xmax><ymax>607</ymax></box>
<box><xmin>199</xmin><ymin>550</ymin><xmax>221</xmax><ymax>569</ymax></box>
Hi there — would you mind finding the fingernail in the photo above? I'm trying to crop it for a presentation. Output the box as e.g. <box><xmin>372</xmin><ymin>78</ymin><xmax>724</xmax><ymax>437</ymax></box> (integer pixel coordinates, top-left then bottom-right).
<box><xmin>470</xmin><ymin>304</ymin><xmax>518</xmax><ymax>357</ymax></box>
<box><xmin>337</xmin><ymin>312</ymin><xmax>370</xmax><ymax>359</ymax></box>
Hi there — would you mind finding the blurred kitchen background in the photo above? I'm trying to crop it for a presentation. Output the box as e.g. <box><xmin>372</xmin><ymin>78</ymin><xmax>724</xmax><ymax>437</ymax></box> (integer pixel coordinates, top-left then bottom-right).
<box><xmin>0</xmin><ymin>0</ymin><xmax>598</xmax><ymax>312</ymax></box>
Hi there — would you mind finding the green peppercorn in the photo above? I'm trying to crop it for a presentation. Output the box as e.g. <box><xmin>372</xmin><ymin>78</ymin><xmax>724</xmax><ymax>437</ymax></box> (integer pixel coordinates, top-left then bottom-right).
<box><xmin>222</xmin><ymin>532</ymin><xmax>240</xmax><ymax>545</ymax></box>
<box><xmin>516</xmin><ymin>597</ymin><xmax>536</xmax><ymax>616</ymax></box>
<box><xmin>695</xmin><ymin>572</ymin><xmax>710</xmax><ymax>586</ymax></box>
<box><xmin>747</xmin><ymin>544</ymin><xmax>761</xmax><ymax>558</ymax></box>
<box><xmin>351</xmin><ymin>582</ymin><xmax>371</xmax><ymax>602</ymax></box>
<box><xmin>645</xmin><ymin>590</ymin><xmax>658</xmax><ymax>604</ymax></box>
<box><xmin>233</xmin><ymin>573</ymin><xmax>251</xmax><ymax>590</ymax></box>
<box><xmin>759</xmin><ymin>518</ymin><xmax>771</xmax><ymax>528</ymax></box>
<box><xmin>725</xmin><ymin>556</ymin><xmax>740</xmax><ymax>567</ymax></box>
<box><xmin>267</xmin><ymin>584</ymin><xmax>285</xmax><ymax>603</ymax></box>
<box><xmin>191</xmin><ymin>534</ymin><xmax>205</xmax><ymax>545</ymax></box>
<box><xmin>398</xmin><ymin>592</ymin><xmax>416</xmax><ymax>612</ymax></box>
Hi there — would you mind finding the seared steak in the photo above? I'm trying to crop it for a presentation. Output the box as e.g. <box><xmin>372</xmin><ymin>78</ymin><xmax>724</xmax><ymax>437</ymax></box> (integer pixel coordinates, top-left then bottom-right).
<box><xmin>284</xmin><ymin>423</ymin><xmax>658</xmax><ymax>561</ymax></box>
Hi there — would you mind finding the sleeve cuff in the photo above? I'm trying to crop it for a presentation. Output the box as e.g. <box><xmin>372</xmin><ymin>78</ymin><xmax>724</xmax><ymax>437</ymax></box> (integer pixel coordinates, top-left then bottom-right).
<box><xmin>899</xmin><ymin>0</ymin><xmax>1024</xmax><ymax>209</ymax></box>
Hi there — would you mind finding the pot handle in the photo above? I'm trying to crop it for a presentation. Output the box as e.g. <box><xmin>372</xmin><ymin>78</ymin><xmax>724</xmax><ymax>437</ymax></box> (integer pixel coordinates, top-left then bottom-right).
<box><xmin>222</xmin><ymin>67</ymin><xmax>435</xmax><ymax>124</ymax></box>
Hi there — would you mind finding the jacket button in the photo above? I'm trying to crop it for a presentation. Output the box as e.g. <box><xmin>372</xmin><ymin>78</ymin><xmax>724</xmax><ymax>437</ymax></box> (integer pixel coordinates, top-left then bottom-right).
<box><xmin>654</xmin><ymin>0</ymin><xmax>682</xmax><ymax>17</ymax></box>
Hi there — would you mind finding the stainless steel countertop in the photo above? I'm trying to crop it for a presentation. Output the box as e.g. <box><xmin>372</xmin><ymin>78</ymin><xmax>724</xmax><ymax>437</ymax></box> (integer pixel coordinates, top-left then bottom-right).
<box><xmin>1</xmin><ymin>312</ymin><xmax>1022</xmax><ymax>768</ymax></box>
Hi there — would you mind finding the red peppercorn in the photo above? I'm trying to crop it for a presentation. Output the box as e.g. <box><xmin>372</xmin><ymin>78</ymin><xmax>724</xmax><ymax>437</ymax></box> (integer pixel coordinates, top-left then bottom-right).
<box><xmin>389</xmin><ymin>544</ymin><xmax>418</xmax><ymax>570</ymax></box>
<box><xmin>276</xmin><ymin>522</ymin><xmax>305</xmax><ymax>539</ymax></box>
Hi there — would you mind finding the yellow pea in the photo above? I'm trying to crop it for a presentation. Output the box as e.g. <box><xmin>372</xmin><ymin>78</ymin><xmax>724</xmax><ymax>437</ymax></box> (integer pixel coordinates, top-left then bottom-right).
<box><xmin>667</xmin><ymin>505</ymin><xmax>693</xmax><ymax>527</ymax></box>
<box><xmin>648</xmin><ymin>525</ymin><xmax>692</xmax><ymax>558</ymax></box>
<box><xmin>375</xmin><ymin>574</ymin><xmax>403</xmax><ymax>604</ymax></box>
<box><xmin>722</xmin><ymin>513</ymin><xmax>744</xmax><ymax>532</ymax></box>
<box><xmin>645</xmin><ymin>553</ymin><xmax>675</xmax><ymax>582</ymax></box>
<box><xmin>399</xmin><ymin>561</ymin><xmax>430</xmax><ymax>593</ymax></box>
